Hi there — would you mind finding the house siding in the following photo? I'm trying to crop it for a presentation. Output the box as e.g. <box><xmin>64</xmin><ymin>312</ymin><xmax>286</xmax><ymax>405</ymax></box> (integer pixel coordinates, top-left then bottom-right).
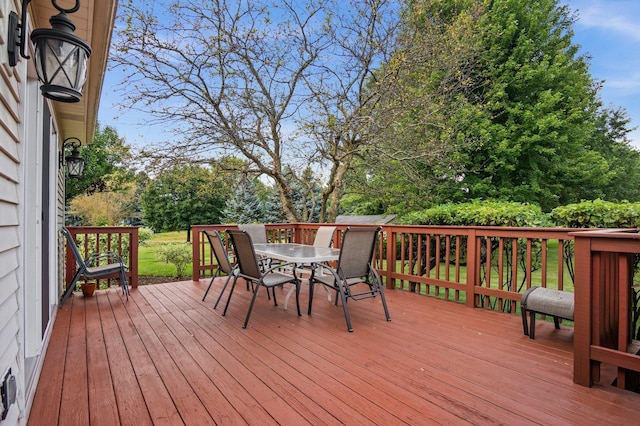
<box><xmin>1</xmin><ymin>2</ymin><xmax>59</xmax><ymax>423</ymax></box>
<box><xmin>1</xmin><ymin>2</ymin><xmax>26</xmax><ymax>421</ymax></box>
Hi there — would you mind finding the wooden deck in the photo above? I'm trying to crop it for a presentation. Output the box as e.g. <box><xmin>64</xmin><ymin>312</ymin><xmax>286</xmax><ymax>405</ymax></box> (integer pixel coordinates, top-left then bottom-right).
<box><xmin>29</xmin><ymin>279</ymin><xmax>640</xmax><ymax>425</ymax></box>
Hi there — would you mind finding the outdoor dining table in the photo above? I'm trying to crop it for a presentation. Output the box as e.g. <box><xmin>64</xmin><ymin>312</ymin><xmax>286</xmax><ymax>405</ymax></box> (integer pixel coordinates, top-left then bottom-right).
<box><xmin>253</xmin><ymin>243</ymin><xmax>341</xmax><ymax>310</ymax></box>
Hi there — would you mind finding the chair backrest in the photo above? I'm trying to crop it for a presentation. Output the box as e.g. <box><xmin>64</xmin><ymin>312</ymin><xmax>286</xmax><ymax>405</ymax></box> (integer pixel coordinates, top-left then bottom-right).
<box><xmin>313</xmin><ymin>226</ymin><xmax>337</xmax><ymax>247</ymax></box>
<box><xmin>336</xmin><ymin>227</ymin><xmax>381</xmax><ymax>279</ymax></box>
<box><xmin>227</xmin><ymin>230</ymin><xmax>263</xmax><ymax>280</ymax></box>
<box><xmin>238</xmin><ymin>224</ymin><xmax>267</xmax><ymax>244</ymax></box>
<box><xmin>62</xmin><ymin>227</ymin><xmax>87</xmax><ymax>269</ymax></box>
<box><xmin>204</xmin><ymin>230</ymin><xmax>234</xmax><ymax>275</ymax></box>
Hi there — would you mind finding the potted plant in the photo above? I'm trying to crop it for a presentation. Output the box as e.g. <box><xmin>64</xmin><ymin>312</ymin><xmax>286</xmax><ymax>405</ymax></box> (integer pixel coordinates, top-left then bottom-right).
<box><xmin>80</xmin><ymin>281</ymin><xmax>96</xmax><ymax>297</ymax></box>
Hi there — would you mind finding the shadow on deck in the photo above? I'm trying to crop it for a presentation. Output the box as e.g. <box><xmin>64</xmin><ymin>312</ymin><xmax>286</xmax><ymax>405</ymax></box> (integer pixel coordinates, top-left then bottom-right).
<box><xmin>29</xmin><ymin>279</ymin><xmax>640</xmax><ymax>425</ymax></box>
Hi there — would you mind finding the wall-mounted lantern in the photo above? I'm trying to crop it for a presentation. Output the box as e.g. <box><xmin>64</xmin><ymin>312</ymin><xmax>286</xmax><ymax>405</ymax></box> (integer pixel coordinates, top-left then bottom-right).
<box><xmin>7</xmin><ymin>0</ymin><xmax>92</xmax><ymax>102</ymax></box>
<box><xmin>59</xmin><ymin>137</ymin><xmax>85</xmax><ymax>178</ymax></box>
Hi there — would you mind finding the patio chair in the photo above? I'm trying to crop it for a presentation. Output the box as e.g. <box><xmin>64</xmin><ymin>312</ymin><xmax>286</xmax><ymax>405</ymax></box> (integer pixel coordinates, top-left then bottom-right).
<box><xmin>223</xmin><ymin>229</ymin><xmax>301</xmax><ymax>328</ymax></box>
<box><xmin>60</xmin><ymin>227</ymin><xmax>129</xmax><ymax>305</ymax></box>
<box><xmin>280</xmin><ymin>226</ymin><xmax>338</xmax><ymax>309</ymax></box>
<box><xmin>307</xmin><ymin>226</ymin><xmax>391</xmax><ymax>332</ymax></box>
<box><xmin>313</xmin><ymin>226</ymin><xmax>336</xmax><ymax>248</ymax></box>
<box><xmin>237</xmin><ymin>223</ymin><xmax>267</xmax><ymax>243</ymax></box>
<box><xmin>202</xmin><ymin>230</ymin><xmax>239</xmax><ymax>309</ymax></box>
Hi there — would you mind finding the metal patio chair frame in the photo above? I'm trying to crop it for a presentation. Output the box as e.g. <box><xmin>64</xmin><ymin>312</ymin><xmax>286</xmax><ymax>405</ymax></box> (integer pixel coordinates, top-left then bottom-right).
<box><xmin>60</xmin><ymin>227</ymin><xmax>129</xmax><ymax>305</ymax></box>
<box><xmin>307</xmin><ymin>226</ymin><xmax>391</xmax><ymax>332</ymax></box>
<box><xmin>223</xmin><ymin>229</ymin><xmax>301</xmax><ymax>328</ymax></box>
<box><xmin>202</xmin><ymin>230</ymin><xmax>239</xmax><ymax>309</ymax></box>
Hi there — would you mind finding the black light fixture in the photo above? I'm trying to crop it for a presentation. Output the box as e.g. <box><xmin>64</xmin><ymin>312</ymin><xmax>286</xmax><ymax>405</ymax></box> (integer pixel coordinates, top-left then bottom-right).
<box><xmin>59</xmin><ymin>137</ymin><xmax>85</xmax><ymax>178</ymax></box>
<box><xmin>7</xmin><ymin>0</ymin><xmax>92</xmax><ymax>102</ymax></box>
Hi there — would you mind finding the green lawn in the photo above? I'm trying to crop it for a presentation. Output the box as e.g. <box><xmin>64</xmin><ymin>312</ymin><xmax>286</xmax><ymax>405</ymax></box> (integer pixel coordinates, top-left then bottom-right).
<box><xmin>139</xmin><ymin>230</ymin><xmax>193</xmax><ymax>277</ymax></box>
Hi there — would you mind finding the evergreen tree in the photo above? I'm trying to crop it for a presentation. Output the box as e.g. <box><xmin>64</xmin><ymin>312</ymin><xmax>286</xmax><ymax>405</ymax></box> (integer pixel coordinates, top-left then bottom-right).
<box><xmin>222</xmin><ymin>178</ymin><xmax>264</xmax><ymax>224</ymax></box>
<box><xmin>287</xmin><ymin>167</ymin><xmax>322</xmax><ymax>222</ymax></box>
<box><xmin>263</xmin><ymin>189</ymin><xmax>287</xmax><ymax>223</ymax></box>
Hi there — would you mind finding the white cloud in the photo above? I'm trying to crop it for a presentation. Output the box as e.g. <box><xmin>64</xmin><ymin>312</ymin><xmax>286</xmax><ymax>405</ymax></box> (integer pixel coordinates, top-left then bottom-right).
<box><xmin>571</xmin><ymin>1</ymin><xmax>640</xmax><ymax>41</ymax></box>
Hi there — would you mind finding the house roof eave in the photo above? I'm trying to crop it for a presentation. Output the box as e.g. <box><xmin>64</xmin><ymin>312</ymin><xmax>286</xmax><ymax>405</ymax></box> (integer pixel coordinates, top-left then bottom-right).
<box><xmin>29</xmin><ymin>0</ymin><xmax>117</xmax><ymax>145</ymax></box>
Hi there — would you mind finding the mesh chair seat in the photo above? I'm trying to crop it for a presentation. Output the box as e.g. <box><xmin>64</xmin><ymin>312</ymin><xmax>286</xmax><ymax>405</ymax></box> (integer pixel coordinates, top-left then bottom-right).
<box><xmin>85</xmin><ymin>263</ymin><xmax>127</xmax><ymax>276</ymax></box>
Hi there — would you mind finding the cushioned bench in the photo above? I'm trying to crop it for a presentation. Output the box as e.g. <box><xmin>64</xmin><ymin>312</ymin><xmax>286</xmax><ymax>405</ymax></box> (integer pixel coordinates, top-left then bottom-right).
<box><xmin>521</xmin><ymin>286</ymin><xmax>574</xmax><ymax>339</ymax></box>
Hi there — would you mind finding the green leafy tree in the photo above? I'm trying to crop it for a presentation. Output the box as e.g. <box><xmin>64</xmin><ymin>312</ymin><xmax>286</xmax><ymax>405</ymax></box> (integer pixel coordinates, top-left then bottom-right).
<box><xmin>587</xmin><ymin>107</ymin><xmax>640</xmax><ymax>202</ymax></box>
<box><xmin>458</xmin><ymin>0</ymin><xmax>608</xmax><ymax>211</ymax></box>
<box><xmin>65</xmin><ymin>123</ymin><xmax>133</xmax><ymax>205</ymax></box>
<box><xmin>354</xmin><ymin>0</ymin><xmax>489</xmax><ymax>212</ymax></box>
<box><xmin>364</xmin><ymin>0</ymin><xmax>637</xmax><ymax>212</ymax></box>
<box><xmin>140</xmin><ymin>165</ymin><xmax>228</xmax><ymax>235</ymax></box>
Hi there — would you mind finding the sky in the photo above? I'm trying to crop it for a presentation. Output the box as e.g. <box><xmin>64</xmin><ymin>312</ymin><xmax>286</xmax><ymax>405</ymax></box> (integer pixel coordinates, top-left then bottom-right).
<box><xmin>98</xmin><ymin>0</ymin><xmax>640</xmax><ymax>149</ymax></box>
<box><xmin>566</xmin><ymin>0</ymin><xmax>640</xmax><ymax>148</ymax></box>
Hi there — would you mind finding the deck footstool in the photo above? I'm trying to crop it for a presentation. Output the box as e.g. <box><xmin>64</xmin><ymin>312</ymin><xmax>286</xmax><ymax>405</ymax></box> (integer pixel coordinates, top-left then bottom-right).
<box><xmin>521</xmin><ymin>286</ymin><xmax>574</xmax><ymax>339</ymax></box>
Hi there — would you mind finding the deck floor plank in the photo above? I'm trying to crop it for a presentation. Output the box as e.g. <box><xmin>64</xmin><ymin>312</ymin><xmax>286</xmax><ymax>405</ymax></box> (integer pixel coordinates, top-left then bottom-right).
<box><xmin>27</xmin><ymin>298</ymin><xmax>71</xmax><ymax>425</ymax></box>
<box><xmin>58</xmin><ymin>295</ymin><xmax>90</xmax><ymax>425</ymax></box>
<box><xmin>193</xmin><ymin>283</ymin><xmax>472</xmax><ymax>425</ymax></box>
<box><xmin>105</xmin><ymin>289</ymin><xmax>185</xmax><ymax>425</ymax></box>
<box><xmin>98</xmin><ymin>289</ymin><xmax>153</xmax><ymax>424</ymax></box>
<box><xmin>85</xmin><ymin>295</ymin><xmax>120</xmax><ymax>425</ymax></box>
<box><xmin>142</xmin><ymin>286</ymin><xmax>284</xmax><ymax>425</ymax></box>
<box><xmin>28</xmin><ymin>279</ymin><xmax>640</xmax><ymax>426</ymax></box>
<box><xmin>158</xmin><ymin>282</ymin><xmax>385</xmax><ymax>425</ymax></box>
<box><xmin>122</xmin><ymin>286</ymin><xmax>216</xmax><ymax>425</ymax></box>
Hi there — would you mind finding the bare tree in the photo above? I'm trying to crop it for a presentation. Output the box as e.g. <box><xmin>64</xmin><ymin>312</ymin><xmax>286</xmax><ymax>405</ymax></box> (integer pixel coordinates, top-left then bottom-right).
<box><xmin>112</xmin><ymin>0</ymin><xmax>335</xmax><ymax>221</ymax></box>
<box><xmin>298</xmin><ymin>0</ymin><xmax>402</xmax><ymax>221</ymax></box>
<box><xmin>110</xmin><ymin>0</ymin><xmax>403</xmax><ymax>222</ymax></box>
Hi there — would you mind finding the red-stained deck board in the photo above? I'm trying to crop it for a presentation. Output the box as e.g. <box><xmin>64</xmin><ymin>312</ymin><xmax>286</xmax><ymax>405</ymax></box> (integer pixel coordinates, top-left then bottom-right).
<box><xmin>58</xmin><ymin>296</ymin><xmax>90</xmax><ymax>425</ymax></box>
<box><xmin>85</xmin><ymin>296</ymin><xmax>120</xmax><ymax>425</ymax></box>
<box><xmin>28</xmin><ymin>279</ymin><xmax>640</xmax><ymax>426</ymax></box>
<box><xmin>97</xmin><ymin>291</ymin><xmax>152</xmax><ymax>424</ymax></box>
<box><xmin>105</xmin><ymin>290</ymin><xmax>182</xmax><ymax>424</ymax></box>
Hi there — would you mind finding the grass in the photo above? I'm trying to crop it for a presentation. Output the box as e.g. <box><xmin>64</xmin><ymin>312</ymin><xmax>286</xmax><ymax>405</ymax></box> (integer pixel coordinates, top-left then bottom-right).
<box><xmin>139</xmin><ymin>230</ymin><xmax>193</xmax><ymax>277</ymax></box>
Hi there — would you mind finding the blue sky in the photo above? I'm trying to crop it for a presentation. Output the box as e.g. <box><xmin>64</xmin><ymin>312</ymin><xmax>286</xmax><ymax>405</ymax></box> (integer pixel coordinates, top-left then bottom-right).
<box><xmin>98</xmin><ymin>0</ymin><xmax>640</xmax><ymax>149</ymax></box>
<box><xmin>566</xmin><ymin>0</ymin><xmax>640</xmax><ymax>148</ymax></box>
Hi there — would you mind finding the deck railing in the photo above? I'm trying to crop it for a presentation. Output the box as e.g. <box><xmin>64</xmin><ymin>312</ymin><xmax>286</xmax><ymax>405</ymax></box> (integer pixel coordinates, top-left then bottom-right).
<box><xmin>191</xmin><ymin>224</ymin><xmax>576</xmax><ymax>311</ymax></box>
<box><xmin>64</xmin><ymin>226</ymin><xmax>139</xmax><ymax>289</ymax></box>
<box><xmin>573</xmin><ymin>229</ymin><xmax>640</xmax><ymax>390</ymax></box>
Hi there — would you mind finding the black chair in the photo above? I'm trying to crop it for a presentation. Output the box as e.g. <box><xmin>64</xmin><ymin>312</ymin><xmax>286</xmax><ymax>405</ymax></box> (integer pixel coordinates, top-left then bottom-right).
<box><xmin>308</xmin><ymin>226</ymin><xmax>391</xmax><ymax>332</ymax></box>
<box><xmin>223</xmin><ymin>229</ymin><xmax>301</xmax><ymax>328</ymax></box>
<box><xmin>202</xmin><ymin>230</ymin><xmax>239</xmax><ymax>309</ymax></box>
<box><xmin>60</xmin><ymin>227</ymin><xmax>129</xmax><ymax>305</ymax></box>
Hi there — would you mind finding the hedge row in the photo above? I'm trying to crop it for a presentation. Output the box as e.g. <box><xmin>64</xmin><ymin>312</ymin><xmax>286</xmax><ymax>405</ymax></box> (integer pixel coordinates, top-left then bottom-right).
<box><xmin>400</xmin><ymin>199</ymin><xmax>640</xmax><ymax>229</ymax></box>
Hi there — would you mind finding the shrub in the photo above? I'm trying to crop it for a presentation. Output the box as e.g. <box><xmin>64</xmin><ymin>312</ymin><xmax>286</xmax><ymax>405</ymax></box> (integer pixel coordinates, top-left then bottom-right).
<box><xmin>138</xmin><ymin>227</ymin><xmax>154</xmax><ymax>246</ymax></box>
<box><xmin>155</xmin><ymin>243</ymin><xmax>192</xmax><ymax>278</ymax></box>
<box><xmin>400</xmin><ymin>199</ymin><xmax>549</xmax><ymax>227</ymax></box>
<box><xmin>550</xmin><ymin>199</ymin><xmax>640</xmax><ymax>228</ymax></box>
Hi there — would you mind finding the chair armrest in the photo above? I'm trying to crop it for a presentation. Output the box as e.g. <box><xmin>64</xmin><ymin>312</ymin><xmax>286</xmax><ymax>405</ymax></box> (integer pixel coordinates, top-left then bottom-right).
<box><xmin>263</xmin><ymin>262</ymin><xmax>297</xmax><ymax>275</ymax></box>
<box><xmin>85</xmin><ymin>251</ymin><xmax>125</xmax><ymax>267</ymax></box>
